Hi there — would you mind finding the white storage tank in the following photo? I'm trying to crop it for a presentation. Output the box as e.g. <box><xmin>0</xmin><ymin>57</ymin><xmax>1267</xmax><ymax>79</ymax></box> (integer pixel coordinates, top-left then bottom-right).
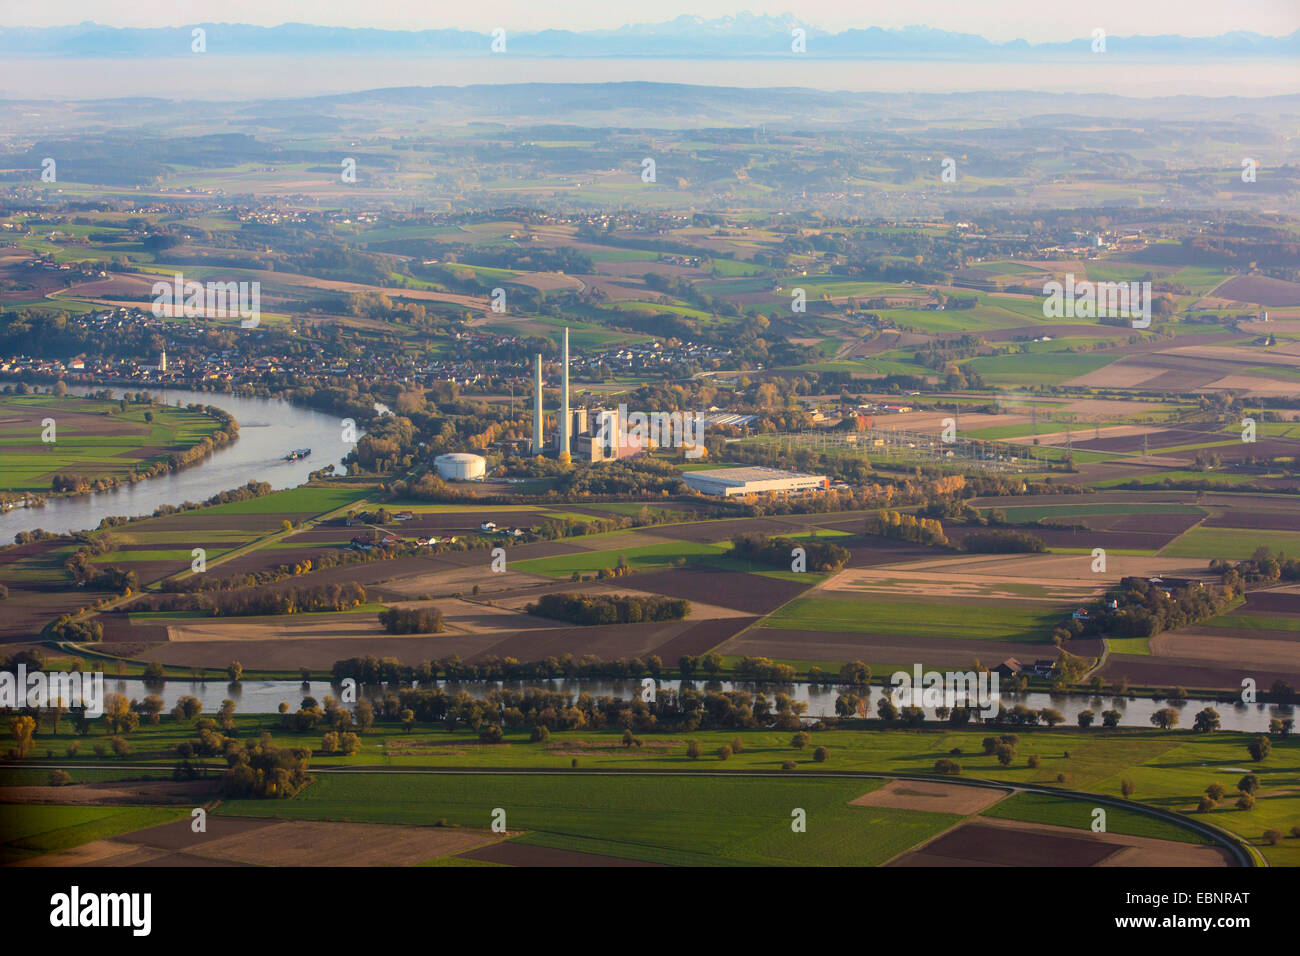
<box><xmin>434</xmin><ymin>452</ymin><xmax>486</xmax><ymax>481</ymax></box>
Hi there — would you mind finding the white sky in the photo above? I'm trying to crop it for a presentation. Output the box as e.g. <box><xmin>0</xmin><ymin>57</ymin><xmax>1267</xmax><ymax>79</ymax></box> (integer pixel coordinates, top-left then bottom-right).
<box><xmin>6</xmin><ymin>1</ymin><xmax>1299</xmax><ymax>42</ymax></box>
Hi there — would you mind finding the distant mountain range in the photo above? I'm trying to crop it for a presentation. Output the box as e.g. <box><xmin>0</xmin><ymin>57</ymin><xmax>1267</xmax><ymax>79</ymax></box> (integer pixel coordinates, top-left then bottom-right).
<box><xmin>2</xmin><ymin>16</ymin><xmax>1296</xmax><ymax>57</ymax></box>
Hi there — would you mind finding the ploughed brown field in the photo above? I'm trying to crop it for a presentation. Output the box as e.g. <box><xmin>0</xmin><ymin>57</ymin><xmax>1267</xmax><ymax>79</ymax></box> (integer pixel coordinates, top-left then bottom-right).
<box><xmin>630</xmin><ymin>516</ymin><xmax>821</xmax><ymax>544</ymax></box>
<box><xmin>455</xmin><ymin>839</ymin><xmax>665</xmax><ymax>867</ymax></box>
<box><xmin>0</xmin><ymin>780</ymin><xmax>215</xmax><ymax>807</ymax></box>
<box><xmin>942</xmin><ymin>523</ymin><xmax>1186</xmax><ymax>553</ymax></box>
<box><xmin>888</xmin><ymin>817</ymin><xmax>1233</xmax><ymax>867</ymax></box>
<box><xmin>1099</xmin><ymin>653</ymin><xmax>1298</xmax><ymax>693</ymax></box>
<box><xmin>1202</xmin><ymin>512</ymin><xmax>1300</xmax><ymax>532</ymax></box>
<box><xmin>135</xmin><ymin>615</ymin><xmax>753</xmax><ymax>670</ymax></box>
<box><xmin>850</xmin><ymin>780</ymin><xmax>1008</xmax><ymax>815</ymax></box>
<box><xmin>624</xmin><ymin>567</ymin><xmax>814</xmax><ymax>615</ymax></box>
<box><xmin>13</xmin><ymin>817</ymin><xmax>501</xmax><ymax>868</ymax></box>
<box><xmin>1216</xmin><ymin>274</ymin><xmax>1300</xmax><ymax>307</ymax></box>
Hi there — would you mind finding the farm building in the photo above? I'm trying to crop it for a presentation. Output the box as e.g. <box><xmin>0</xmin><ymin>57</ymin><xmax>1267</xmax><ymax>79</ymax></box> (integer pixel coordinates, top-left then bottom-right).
<box><xmin>681</xmin><ymin>466</ymin><xmax>828</xmax><ymax>498</ymax></box>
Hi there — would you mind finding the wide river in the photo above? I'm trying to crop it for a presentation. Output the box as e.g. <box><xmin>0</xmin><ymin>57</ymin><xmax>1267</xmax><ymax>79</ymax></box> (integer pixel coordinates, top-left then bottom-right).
<box><xmin>94</xmin><ymin>677</ymin><xmax>1289</xmax><ymax>732</ymax></box>
<box><xmin>0</xmin><ymin>385</ymin><xmax>356</xmax><ymax>540</ymax></box>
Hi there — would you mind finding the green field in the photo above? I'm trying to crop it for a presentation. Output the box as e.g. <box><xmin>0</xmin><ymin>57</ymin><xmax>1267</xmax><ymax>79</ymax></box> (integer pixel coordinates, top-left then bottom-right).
<box><xmin>982</xmin><ymin>791</ymin><xmax>1209</xmax><ymax>844</ymax></box>
<box><xmin>760</xmin><ymin>594</ymin><xmax>1064</xmax><ymax>642</ymax></box>
<box><xmin>217</xmin><ymin>772</ymin><xmax>959</xmax><ymax>866</ymax></box>
<box><xmin>199</xmin><ymin>486</ymin><xmax>371</xmax><ymax>516</ymax></box>
<box><xmin>1161</xmin><ymin>526</ymin><xmax>1300</xmax><ymax>560</ymax></box>
<box><xmin>0</xmin><ymin>804</ymin><xmax>186</xmax><ymax>864</ymax></box>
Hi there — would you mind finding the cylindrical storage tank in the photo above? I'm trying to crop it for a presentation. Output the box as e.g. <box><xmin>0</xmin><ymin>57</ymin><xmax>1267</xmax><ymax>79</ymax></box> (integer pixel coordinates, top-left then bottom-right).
<box><xmin>434</xmin><ymin>453</ymin><xmax>486</xmax><ymax>481</ymax></box>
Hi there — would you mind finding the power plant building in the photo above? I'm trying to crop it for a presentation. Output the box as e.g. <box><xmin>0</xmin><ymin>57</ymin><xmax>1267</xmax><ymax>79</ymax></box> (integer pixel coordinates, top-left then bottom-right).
<box><xmin>434</xmin><ymin>452</ymin><xmax>486</xmax><ymax>481</ymax></box>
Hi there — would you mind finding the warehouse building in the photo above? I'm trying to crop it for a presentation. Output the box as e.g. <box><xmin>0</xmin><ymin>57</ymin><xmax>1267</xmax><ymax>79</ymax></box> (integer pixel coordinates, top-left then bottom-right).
<box><xmin>680</xmin><ymin>466</ymin><xmax>828</xmax><ymax>498</ymax></box>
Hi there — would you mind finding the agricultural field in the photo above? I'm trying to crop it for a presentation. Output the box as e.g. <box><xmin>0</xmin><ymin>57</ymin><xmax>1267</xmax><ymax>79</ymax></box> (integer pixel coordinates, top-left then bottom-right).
<box><xmin>3</xmin><ymin>723</ymin><xmax>1293</xmax><ymax>867</ymax></box>
<box><xmin>0</xmin><ymin>393</ymin><xmax>226</xmax><ymax>494</ymax></box>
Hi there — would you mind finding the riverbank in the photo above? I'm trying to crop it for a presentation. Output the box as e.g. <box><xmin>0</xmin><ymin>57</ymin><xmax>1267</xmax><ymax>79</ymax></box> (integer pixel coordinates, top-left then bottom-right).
<box><xmin>0</xmin><ymin>391</ymin><xmax>236</xmax><ymax>506</ymax></box>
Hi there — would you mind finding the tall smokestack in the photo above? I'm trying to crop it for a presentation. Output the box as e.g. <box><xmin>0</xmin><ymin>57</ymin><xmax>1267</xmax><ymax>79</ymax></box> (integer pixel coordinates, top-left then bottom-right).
<box><xmin>559</xmin><ymin>327</ymin><xmax>570</xmax><ymax>457</ymax></box>
<box><xmin>532</xmin><ymin>353</ymin><xmax>543</xmax><ymax>454</ymax></box>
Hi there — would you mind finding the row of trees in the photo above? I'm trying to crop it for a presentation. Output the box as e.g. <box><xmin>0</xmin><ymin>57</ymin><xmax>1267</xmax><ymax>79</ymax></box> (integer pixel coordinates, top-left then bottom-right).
<box><xmin>132</xmin><ymin>581</ymin><xmax>367</xmax><ymax>617</ymax></box>
<box><xmin>526</xmin><ymin>592</ymin><xmax>690</xmax><ymax>626</ymax></box>
<box><xmin>727</xmin><ymin>532</ymin><xmax>850</xmax><ymax>572</ymax></box>
<box><xmin>863</xmin><ymin>510</ymin><xmax>949</xmax><ymax>547</ymax></box>
<box><xmin>378</xmin><ymin>606</ymin><xmax>444</xmax><ymax>634</ymax></box>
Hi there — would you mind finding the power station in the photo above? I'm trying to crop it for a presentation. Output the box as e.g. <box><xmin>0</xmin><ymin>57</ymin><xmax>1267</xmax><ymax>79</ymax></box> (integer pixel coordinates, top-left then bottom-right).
<box><xmin>529</xmin><ymin>326</ymin><xmax>640</xmax><ymax>462</ymax></box>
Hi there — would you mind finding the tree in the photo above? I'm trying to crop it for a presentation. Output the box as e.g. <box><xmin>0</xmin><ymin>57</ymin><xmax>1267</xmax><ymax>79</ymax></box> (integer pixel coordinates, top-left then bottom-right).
<box><xmin>1120</xmin><ymin>779</ymin><xmax>1136</xmax><ymax>799</ymax></box>
<box><xmin>1247</xmin><ymin>735</ymin><xmax>1272</xmax><ymax>762</ymax></box>
<box><xmin>1236</xmin><ymin>792</ymin><xmax>1256</xmax><ymax>811</ymax></box>
<box><xmin>1237</xmin><ymin>773</ymin><xmax>1260</xmax><ymax>795</ymax></box>
<box><xmin>791</xmin><ymin>732</ymin><xmax>810</xmax><ymax>750</ymax></box>
<box><xmin>1101</xmin><ymin>709</ymin><xmax>1121</xmax><ymax>728</ymax></box>
<box><xmin>1206</xmin><ymin>783</ymin><xmax>1227</xmax><ymax>801</ymax></box>
<box><xmin>995</xmin><ymin>743</ymin><xmax>1016</xmax><ymax>766</ymax></box>
<box><xmin>1193</xmin><ymin>707</ymin><xmax>1221</xmax><ymax>732</ymax></box>
<box><xmin>1196</xmin><ymin>796</ymin><xmax>1216</xmax><ymax>813</ymax></box>
<box><xmin>731</xmin><ymin>736</ymin><xmax>744</xmax><ymax>754</ymax></box>
<box><xmin>138</xmin><ymin>694</ymin><xmax>165</xmax><ymax>725</ymax></box>
<box><xmin>686</xmin><ymin>739</ymin><xmax>702</xmax><ymax>760</ymax></box>
<box><xmin>813</xmin><ymin>746</ymin><xmax>828</xmax><ymax>763</ymax></box>
<box><xmin>1150</xmin><ymin>707</ymin><xmax>1179</xmax><ymax>730</ymax></box>
<box><xmin>717</xmin><ymin>745</ymin><xmax>732</xmax><ymax>761</ymax></box>
<box><xmin>227</xmin><ymin>660</ymin><xmax>243</xmax><ymax>683</ymax></box>
<box><xmin>1039</xmin><ymin>708</ymin><xmax>1065</xmax><ymax>727</ymax></box>
<box><xmin>838</xmin><ymin>660</ymin><xmax>870</xmax><ymax>686</ymax></box>
<box><xmin>103</xmin><ymin>693</ymin><xmax>138</xmax><ymax>735</ymax></box>
<box><xmin>934</xmin><ymin>758</ymin><xmax>961</xmax><ymax>775</ymax></box>
<box><xmin>354</xmin><ymin>699</ymin><xmax>375</xmax><ymax>734</ymax></box>
<box><xmin>1077</xmin><ymin>709</ymin><xmax>1095</xmax><ymax>729</ymax></box>
<box><xmin>1263</xmin><ymin>829</ymin><xmax>1283</xmax><ymax>846</ymax></box>
<box><xmin>49</xmin><ymin>769</ymin><xmax>72</xmax><ymax>786</ymax></box>
<box><xmin>172</xmin><ymin>695</ymin><xmax>202</xmax><ymax>722</ymax></box>
<box><xmin>529</xmin><ymin>724</ymin><xmax>549</xmax><ymax>743</ymax></box>
<box><xmin>8</xmin><ymin>715</ymin><xmax>35</xmax><ymax>758</ymax></box>
<box><xmin>400</xmin><ymin>709</ymin><xmax>416</xmax><ymax>733</ymax></box>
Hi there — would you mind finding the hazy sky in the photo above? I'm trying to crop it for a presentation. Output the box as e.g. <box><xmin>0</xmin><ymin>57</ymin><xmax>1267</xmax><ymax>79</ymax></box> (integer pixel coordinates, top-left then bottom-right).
<box><xmin>7</xmin><ymin>1</ymin><xmax>1299</xmax><ymax>42</ymax></box>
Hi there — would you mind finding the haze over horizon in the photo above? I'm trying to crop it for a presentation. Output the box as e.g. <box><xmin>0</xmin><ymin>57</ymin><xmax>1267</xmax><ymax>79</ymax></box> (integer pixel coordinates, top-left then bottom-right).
<box><xmin>3</xmin><ymin>4</ymin><xmax>1298</xmax><ymax>44</ymax></box>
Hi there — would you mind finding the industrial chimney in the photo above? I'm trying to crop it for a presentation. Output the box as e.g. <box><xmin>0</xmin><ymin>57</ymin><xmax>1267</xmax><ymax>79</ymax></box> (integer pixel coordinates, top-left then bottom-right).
<box><xmin>558</xmin><ymin>327</ymin><xmax>570</xmax><ymax>457</ymax></box>
<box><xmin>532</xmin><ymin>353</ymin><xmax>543</xmax><ymax>454</ymax></box>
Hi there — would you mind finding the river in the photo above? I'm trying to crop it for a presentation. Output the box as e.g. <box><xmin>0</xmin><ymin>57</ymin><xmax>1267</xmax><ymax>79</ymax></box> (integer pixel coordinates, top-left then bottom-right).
<box><xmin>93</xmin><ymin>676</ymin><xmax>1290</xmax><ymax>732</ymax></box>
<box><xmin>0</xmin><ymin>386</ymin><xmax>356</xmax><ymax>539</ymax></box>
